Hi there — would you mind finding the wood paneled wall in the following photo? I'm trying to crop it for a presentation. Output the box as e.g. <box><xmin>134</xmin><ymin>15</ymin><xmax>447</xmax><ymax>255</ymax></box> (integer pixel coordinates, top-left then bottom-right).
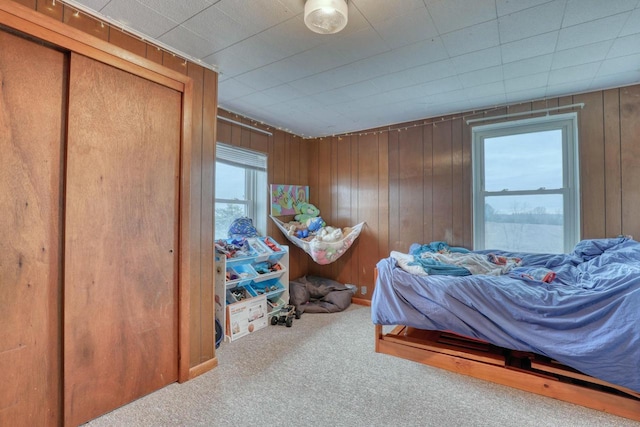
<box><xmin>216</xmin><ymin>110</ymin><xmax>309</xmax><ymax>281</ymax></box>
<box><xmin>8</xmin><ymin>0</ymin><xmax>218</xmax><ymax>372</ymax></box>
<box><xmin>304</xmin><ymin>133</ymin><xmax>390</xmax><ymax>298</ymax></box>
<box><xmin>300</xmin><ymin>85</ymin><xmax>640</xmax><ymax>301</ymax></box>
<box><xmin>217</xmin><ymin>85</ymin><xmax>640</xmax><ymax>302</ymax></box>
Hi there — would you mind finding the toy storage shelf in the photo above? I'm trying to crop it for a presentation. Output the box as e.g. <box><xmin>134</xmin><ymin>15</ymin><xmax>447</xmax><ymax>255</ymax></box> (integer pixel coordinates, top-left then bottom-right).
<box><xmin>215</xmin><ymin>237</ymin><xmax>289</xmax><ymax>343</ymax></box>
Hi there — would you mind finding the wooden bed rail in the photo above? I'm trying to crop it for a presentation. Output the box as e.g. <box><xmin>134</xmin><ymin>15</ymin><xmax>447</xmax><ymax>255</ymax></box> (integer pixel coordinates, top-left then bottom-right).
<box><xmin>372</xmin><ymin>269</ymin><xmax>640</xmax><ymax>421</ymax></box>
<box><xmin>374</xmin><ymin>326</ymin><xmax>640</xmax><ymax>421</ymax></box>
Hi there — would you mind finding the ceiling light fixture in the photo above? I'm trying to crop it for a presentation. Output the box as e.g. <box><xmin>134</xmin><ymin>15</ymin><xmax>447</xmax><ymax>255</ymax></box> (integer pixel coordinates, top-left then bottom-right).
<box><xmin>304</xmin><ymin>0</ymin><xmax>348</xmax><ymax>34</ymax></box>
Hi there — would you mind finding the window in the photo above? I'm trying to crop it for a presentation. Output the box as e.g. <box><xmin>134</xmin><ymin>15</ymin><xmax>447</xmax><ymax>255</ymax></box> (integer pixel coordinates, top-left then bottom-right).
<box><xmin>472</xmin><ymin>113</ymin><xmax>579</xmax><ymax>253</ymax></box>
<box><xmin>215</xmin><ymin>143</ymin><xmax>267</xmax><ymax>240</ymax></box>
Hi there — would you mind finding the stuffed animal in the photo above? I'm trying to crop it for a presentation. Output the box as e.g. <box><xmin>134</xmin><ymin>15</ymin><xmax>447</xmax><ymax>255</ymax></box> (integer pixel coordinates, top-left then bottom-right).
<box><xmin>294</xmin><ymin>202</ymin><xmax>320</xmax><ymax>222</ymax></box>
<box><xmin>316</xmin><ymin>226</ymin><xmax>343</xmax><ymax>242</ymax></box>
<box><xmin>306</xmin><ymin>216</ymin><xmax>326</xmax><ymax>233</ymax></box>
<box><xmin>296</xmin><ymin>229</ymin><xmax>309</xmax><ymax>239</ymax></box>
<box><xmin>286</xmin><ymin>221</ymin><xmax>306</xmax><ymax>236</ymax></box>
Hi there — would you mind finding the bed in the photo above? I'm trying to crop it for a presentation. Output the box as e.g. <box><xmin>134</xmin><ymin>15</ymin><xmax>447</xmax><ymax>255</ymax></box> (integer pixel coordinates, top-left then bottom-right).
<box><xmin>372</xmin><ymin>237</ymin><xmax>640</xmax><ymax>421</ymax></box>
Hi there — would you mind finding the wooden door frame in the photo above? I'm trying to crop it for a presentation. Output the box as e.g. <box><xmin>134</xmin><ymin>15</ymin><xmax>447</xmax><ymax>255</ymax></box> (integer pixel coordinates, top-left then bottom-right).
<box><xmin>0</xmin><ymin>0</ymin><xmax>193</xmax><ymax>383</ymax></box>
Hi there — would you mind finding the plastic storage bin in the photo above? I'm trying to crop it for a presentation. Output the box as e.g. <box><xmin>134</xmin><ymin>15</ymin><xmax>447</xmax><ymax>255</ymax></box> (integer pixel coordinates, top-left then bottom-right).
<box><xmin>226</xmin><ymin>284</ymin><xmax>257</xmax><ymax>304</ymax></box>
<box><xmin>252</xmin><ymin>278</ymin><xmax>285</xmax><ymax>302</ymax></box>
<box><xmin>225</xmin><ymin>263</ymin><xmax>257</xmax><ymax>288</ymax></box>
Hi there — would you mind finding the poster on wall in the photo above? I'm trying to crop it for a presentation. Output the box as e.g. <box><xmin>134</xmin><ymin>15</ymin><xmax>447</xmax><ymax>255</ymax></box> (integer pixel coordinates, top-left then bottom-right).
<box><xmin>270</xmin><ymin>184</ymin><xmax>309</xmax><ymax>216</ymax></box>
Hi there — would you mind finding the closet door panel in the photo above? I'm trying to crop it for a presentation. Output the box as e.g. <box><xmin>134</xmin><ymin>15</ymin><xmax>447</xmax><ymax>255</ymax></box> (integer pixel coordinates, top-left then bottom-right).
<box><xmin>64</xmin><ymin>53</ymin><xmax>181</xmax><ymax>426</ymax></box>
<box><xmin>0</xmin><ymin>30</ymin><xmax>65</xmax><ymax>426</ymax></box>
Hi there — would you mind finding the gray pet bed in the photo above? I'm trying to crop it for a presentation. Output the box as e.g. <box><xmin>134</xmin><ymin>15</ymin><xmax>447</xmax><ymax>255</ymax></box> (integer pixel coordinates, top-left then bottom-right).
<box><xmin>289</xmin><ymin>275</ymin><xmax>353</xmax><ymax>313</ymax></box>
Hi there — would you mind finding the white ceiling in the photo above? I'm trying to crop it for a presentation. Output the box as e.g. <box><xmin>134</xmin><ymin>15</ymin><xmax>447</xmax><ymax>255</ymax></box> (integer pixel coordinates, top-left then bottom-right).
<box><xmin>66</xmin><ymin>0</ymin><xmax>640</xmax><ymax>137</ymax></box>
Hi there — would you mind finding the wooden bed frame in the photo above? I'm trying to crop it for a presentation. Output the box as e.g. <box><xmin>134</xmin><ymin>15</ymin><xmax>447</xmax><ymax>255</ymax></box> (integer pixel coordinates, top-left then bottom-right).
<box><xmin>372</xmin><ymin>274</ymin><xmax>640</xmax><ymax>421</ymax></box>
<box><xmin>375</xmin><ymin>326</ymin><xmax>640</xmax><ymax>421</ymax></box>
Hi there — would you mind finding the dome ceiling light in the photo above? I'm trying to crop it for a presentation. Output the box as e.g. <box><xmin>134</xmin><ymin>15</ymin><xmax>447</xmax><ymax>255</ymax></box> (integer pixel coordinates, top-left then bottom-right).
<box><xmin>304</xmin><ymin>0</ymin><xmax>348</xmax><ymax>34</ymax></box>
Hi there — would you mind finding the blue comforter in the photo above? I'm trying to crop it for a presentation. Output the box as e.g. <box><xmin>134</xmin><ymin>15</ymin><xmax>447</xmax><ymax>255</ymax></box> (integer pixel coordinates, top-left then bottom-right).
<box><xmin>372</xmin><ymin>237</ymin><xmax>640</xmax><ymax>393</ymax></box>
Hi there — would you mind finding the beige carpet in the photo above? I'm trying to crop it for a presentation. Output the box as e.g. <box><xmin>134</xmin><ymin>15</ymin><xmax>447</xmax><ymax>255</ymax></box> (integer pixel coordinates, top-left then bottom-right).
<box><xmin>85</xmin><ymin>305</ymin><xmax>637</xmax><ymax>426</ymax></box>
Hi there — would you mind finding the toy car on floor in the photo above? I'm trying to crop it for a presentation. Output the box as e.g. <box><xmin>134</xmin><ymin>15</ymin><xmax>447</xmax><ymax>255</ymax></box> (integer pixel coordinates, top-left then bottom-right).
<box><xmin>270</xmin><ymin>304</ymin><xmax>300</xmax><ymax>327</ymax></box>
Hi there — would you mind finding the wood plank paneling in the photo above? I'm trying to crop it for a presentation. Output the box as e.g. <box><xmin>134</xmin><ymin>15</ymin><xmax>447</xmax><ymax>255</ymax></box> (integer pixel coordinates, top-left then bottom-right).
<box><xmin>146</xmin><ymin>44</ymin><xmax>163</xmax><ymax>65</ymax></box>
<box><xmin>302</xmin><ymin>87</ymin><xmax>639</xmax><ymax>300</ymax></box>
<box><xmin>108</xmin><ymin>27</ymin><xmax>146</xmax><ymax>58</ymax></box>
<box><xmin>349</xmin><ymin>137</ymin><xmax>360</xmax><ymax>285</ymax></box>
<box><xmin>36</xmin><ymin>0</ymin><xmax>62</xmax><ymax>21</ymax></box>
<box><xmin>397</xmin><ymin>127</ymin><xmax>424</xmax><ymax>251</ymax></box>
<box><xmin>335</xmin><ymin>137</ymin><xmax>354</xmax><ymax>285</ymax></box>
<box><xmin>217</xmin><ymin>121</ymin><xmax>231</xmax><ymax>143</ymax></box>
<box><xmin>306</xmin><ymin>138</ymin><xmax>321</xmax><ymax>277</ymax></box>
<box><xmin>63</xmin><ymin>6</ymin><xmax>108</xmax><ymax>41</ymax></box>
<box><xmin>162</xmin><ymin>52</ymin><xmax>188</xmax><ymax>74</ymax></box>
<box><xmin>575</xmin><ymin>91</ymin><xmax>606</xmax><ymax>238</ymax></box>
<box><xmin>313</xmin><ymin>139</ymin><xmax>332</xmax><ymax>277</ymax></box>
<box><xmin>451</xmin><ymin>118</ymin><xmax>464</xmax><ymax>246</ymax></box>
<box><xmin>250</xmin><ymin>132</ymin><xmax>269</xmax><ymax>153</ymax></box>
<box><xmin>377</xmin><ymin>132</ymin><xmax>390</xmax><ymax>267</ymax></box>
<box><xmin>432</xmin><ymin>120</ymin><xmax>453</xmax><ymax>242</ymax></box>
<box><xmin>241</xmin><ymin>124</ymin><xmax>252</xmax><ymax>148</ymax></box>
<box><xmin>187</xmin><ymin>63</ymin><xmax>204</xmax><ymax>368</ymax></box>
<box><xmin>620</xmin><ymin>85</ymin><xmax>640</xmax><ymax>239</ymax></box>
<box><xmin>462</xmin><ymin>119</ymin><xmax>473</xmax><ymax>248</ymax></box>
<box><xmin>200</xmin><ymin>68</ymin><xmax>217</xmax><ymax>362</ymax></box>
<box><xmin>603</xmin><ymin>89</ymin><xmax>622</xmax><ymax>237</ymax></box>
<box><xmin>231</xmin><ymin>116</ymin><xmax>243</xmax><ymax>147</ymax></box>
<box><xmin>64</xmin><ymin>53</ymin><xmax>180</xmax><ymax>426</ymax></box>
<box><xmin>422</xmin><ymin>124</ymin><xmax>434</xmax><ymax>246</ymax></box>
<box><xmin>388</xmin><ymin>130</ymin><xmax>400</xmax><ymax>250</ymax></box>
<box><xmin>357</xmin><ymin>133</ymin><xmax>379</xmax><ymax>296</ymax></box>
<box><xmin>218</xmin><ymin>90</ymin><xmax>639</xmax><ymax>303</ymax></box>
<box><xmin>0</xmin><ymin>28</ymin><xmax>65</xmax><ymax>427</ymax></box>
<box><xmin>216</xmin><ymin>112</ymin><xmax>310</xmax><ymax>281</ymax></box>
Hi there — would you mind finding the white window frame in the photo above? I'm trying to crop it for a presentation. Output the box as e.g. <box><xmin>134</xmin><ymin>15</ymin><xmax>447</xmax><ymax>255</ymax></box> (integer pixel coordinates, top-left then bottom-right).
<box><xmin>215</xmin><ymin>143</ymin><xmax>267</xmax><ymax>239</ymax></box>
<box><xmin>472</xmin><ymin>113</ymin><xmax>580</xmax><ymax>253</ymax></box>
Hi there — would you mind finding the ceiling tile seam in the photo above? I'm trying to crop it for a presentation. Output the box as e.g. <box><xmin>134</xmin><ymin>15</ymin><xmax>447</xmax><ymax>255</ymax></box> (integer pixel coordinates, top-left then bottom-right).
<box><xmin>214</xmin><ymin>23</ymin><xmax>397</xmax><ymax>82</ymax></box>
<box><xmin>349</xmin><ymin>0</ymin><xmax>397</xmax><ymax>52</ymax></box>
<box><xmin>153</xmin><ymin>2</ymin><xmax>220</xmax><ymax>40</ymax></box>
<box><xmin>556</xmin><ymin>0</ymin><xmax>570</xmax><ymax>31</ymax></box>
<box><xmin>226</xmin><ymin>34</ymin><xmax>482</xmax><ymax>96</ymax></box>
<box><xmin>496</xmin><ymin>0</ymin><xmax>557</xmax><ymax>18</ymax></box>
<box><xmin>248</xmin><ymin>51</ymin><xmax>507</xmax><ymax>107</ymax></box>
<box><xmin>421</xmin><ymin>0</ymin><xmax>440</xmax><ymax>34</ymax></box>
<box><xmin>159</xmin><ymin>4</ymin><xmax>252</xmax><ymax>61</ymax></box>
<box><xmin>219</xmin><ymin>10</ymin><xmax>512</xmax><ymax>83</ymax></box>
<box><xmin>205</xmin><ymin>13</ymin><xmax>304</xmax><ymax>65</ymax></box>
<box><xmin>132</xmin><ymin>0</ymin><xmax>184</xmax><ymax>38</ymax></box>
<box><xmin>217</xmin><ymin>33</ymin><xmax>397</xmax><ymax>89</ymax></box>
<box><xmin>218</xmin><ymin>8</ymin><xmax>514</xmax><ymax>83</ymax></box>
<box><xmin>96</xmin><ymin>0</ymin><xmax>112</xmax><ymax>13</ymax></box>
<box><xmin>594</xmin><ymin>7</ymin><xmax>639</xmax><ymax>80</ymax></box>
<box><xmin>60</xmin><ymin>0</ymin><xmax>218</xmax><ymax>72</ymax></box>
<box><xmin>501</xmin><ymin>9</ymin><xmax>634</xmax><ymax>47</ymax></box>
<box><xmin>568</xmin><ymin>10</ymin><xmax>639</xmax><ymax>92</ymax></box>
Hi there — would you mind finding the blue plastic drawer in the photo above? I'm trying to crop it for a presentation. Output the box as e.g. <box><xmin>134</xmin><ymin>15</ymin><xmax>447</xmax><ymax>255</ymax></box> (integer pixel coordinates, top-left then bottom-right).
<box><xmin>247</xmin><ymin>238</ymin><xmax>271</xmax><ymax>262</ymax></box>
<box><xmin>226</xmin><ymin>284</ymin><xmax>257</xmax><ymax>304</ymax></box>
<box><xmin>252</xmin><ymin>279</ymin><xmax>285</xmax><ymax>302</ymax></box>
<box><xmin>225</xmin><ymin>263</ymin><xmax>257</xmax><ymax>288</ymax></box>
<box><xmin>252</xmin><ymin>260</ymin><xmax>286</xmax><ymax>283</ymax></box>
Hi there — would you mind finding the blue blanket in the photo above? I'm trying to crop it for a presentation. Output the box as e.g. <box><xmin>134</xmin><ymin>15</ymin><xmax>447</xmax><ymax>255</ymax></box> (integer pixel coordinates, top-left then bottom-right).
<box><xmin>372</xmin><ymin>237</ymin><xmax>640</xmax><ymax>393</ymax></box>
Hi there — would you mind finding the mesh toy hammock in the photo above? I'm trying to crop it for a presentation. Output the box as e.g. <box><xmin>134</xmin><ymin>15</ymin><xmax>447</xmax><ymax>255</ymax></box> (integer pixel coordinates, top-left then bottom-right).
<box><xmin>270</xmin><ymin>216</ymin><xmax>365</xmax><ymax>265</ymax></box>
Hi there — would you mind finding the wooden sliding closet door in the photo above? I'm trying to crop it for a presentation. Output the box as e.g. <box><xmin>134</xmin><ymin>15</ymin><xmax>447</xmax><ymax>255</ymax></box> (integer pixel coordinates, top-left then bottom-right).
<box><xmin>0</xmin><ymin>30</ymin><xmax>66</xmax><ymax>427</ymax></box>
<box><xmin>64</xmin><ymin>53</ymin><xmax>181</xmax><ymax>426</ymax></box>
